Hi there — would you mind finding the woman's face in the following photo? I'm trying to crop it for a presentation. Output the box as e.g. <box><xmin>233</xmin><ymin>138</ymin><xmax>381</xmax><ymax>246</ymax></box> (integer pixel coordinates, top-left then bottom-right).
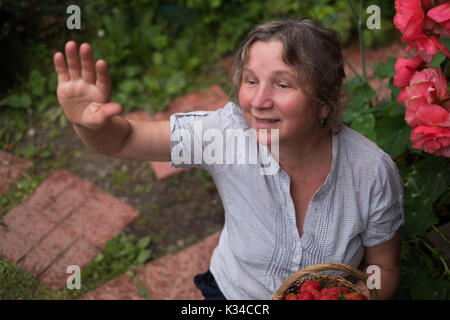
<box><xmin>239</xmin><ymin>40</ymin><xmax>325</xmax><ymax>146</ymax></box>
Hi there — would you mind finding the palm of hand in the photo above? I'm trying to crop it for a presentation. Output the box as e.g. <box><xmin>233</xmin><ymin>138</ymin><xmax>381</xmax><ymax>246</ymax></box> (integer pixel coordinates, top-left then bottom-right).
<box><xmin>54</xmin><ymin>41</ymin><xmax>119</xmax><ymax>130</ymax></box>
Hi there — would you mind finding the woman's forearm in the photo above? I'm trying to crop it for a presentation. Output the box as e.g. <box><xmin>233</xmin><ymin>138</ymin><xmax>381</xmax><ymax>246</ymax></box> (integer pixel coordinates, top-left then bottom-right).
<box><xmin>73</xmin><ymin>115</ymin><xmax>132</xmax><ymax>157</ymax></box>
<box><xmin>356</xmin><ymin>265</ymin><xmax>400</xmax><ymax>300</ymax></box>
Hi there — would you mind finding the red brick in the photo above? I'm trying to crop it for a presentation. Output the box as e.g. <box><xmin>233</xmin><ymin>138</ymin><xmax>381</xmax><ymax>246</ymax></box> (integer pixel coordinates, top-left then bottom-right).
<box><xmin>0</xmin><ymin>225</ymin><xmax>34</xmax><ymax>263</ymax></box>
<box><xmin>137</xmin><ymin>231</ymin><xmax>220</xmax><ymax>300</ymax></box>
<box><xmin>26</xmin><ymin>170</ymin><xmax>79</xmax><ymax>211</ymax></box>
<box><xmin>80</xmin><ymin>274</ymin><xmax>144</xmax><ymax>300</ymax></box>
<box><xmin>38</xmin><ymin>239</ymin><xmax>98</xmax><ymax>290</ymax></box>
<box><xmin>0</xmin><ymin>151</ymin><xmax>32</xmax><ymax>196</ymax></box>
<box><xmin>81</xmin><ymin>191</ymin><xmax>139</xmax><ymax>231</ymax></box>
<box><xmin>160</xmin><ymin>85</ymin><xmax>229</xmax><ymax>119</ymax></box>
<box><xmin>41</xmin><ymin>176</ymin><xmax>100</xmax><ymax>224</ymax></box>
<box><xmin>60</xmin><ymin>209</ymin><xmax>117</xmax><ymax>249</ymax></box>
<box><xmin>2</xmin><ymin>205</ymin><xmax>55</xmax><ymax>244</ymax></box>
<box><xmin>18</xmin><ymin>228</ymin><xmax>76</xmax><ymax>277</ymax></box>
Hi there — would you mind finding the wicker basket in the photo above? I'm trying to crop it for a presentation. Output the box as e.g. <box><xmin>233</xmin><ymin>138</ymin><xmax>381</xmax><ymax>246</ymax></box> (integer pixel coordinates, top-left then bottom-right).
<box><xmin>271</xmin><ymin>263</ymin><xmax>377</xmax><ymax>300</ymax></box>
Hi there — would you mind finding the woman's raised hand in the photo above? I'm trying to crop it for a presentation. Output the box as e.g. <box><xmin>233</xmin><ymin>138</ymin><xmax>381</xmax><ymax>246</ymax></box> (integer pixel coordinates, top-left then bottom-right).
<box><xmin>54</xmin><ymin>41</ymin><xmax>122</xmax><ymax>130</ymax></box>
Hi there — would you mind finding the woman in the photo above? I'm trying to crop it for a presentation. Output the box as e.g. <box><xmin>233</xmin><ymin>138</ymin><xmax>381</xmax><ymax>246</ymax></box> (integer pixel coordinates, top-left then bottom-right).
<box><xmin>54</xmin><ymin>18</ymin><xmax>404</xmax><ymax>300</ymax></box>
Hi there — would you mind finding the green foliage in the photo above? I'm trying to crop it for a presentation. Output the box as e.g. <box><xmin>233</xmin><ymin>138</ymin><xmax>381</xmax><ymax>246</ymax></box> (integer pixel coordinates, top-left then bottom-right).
<box><xmin>343</xmin><ymin>25</ymin><xmax>450</xmax><ymax>300</ymax></box>
<box><xmin>82</xmin><ymin>233</ymin><xmax>151</xmax><ymax>281</ymax></box>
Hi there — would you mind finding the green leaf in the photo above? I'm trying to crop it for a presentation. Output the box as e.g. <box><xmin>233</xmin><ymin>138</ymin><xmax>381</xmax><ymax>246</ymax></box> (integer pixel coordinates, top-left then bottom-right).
<box><xmin>374</xmin><ymin>115</ymin><xmax>411</xmax><ymax>158</ymax></box>
<box><xmin>430</xmin><ymin>52</ymin><xmax>445</xmax><ymax>68</ymax></box>
<box><xmin>411</xmin><ymin>275</ymin><xmax>448</xmax><ymax>300</ymax></box>
<box><xmin>137</xmin><ymin>236</ymin><xmax>151</xmax><ymax>249</ymax></box>
<box><xmin>29</xmin><ymin>70</ymin><xmax>46</xmax><ymax>97</ymax></box>
<box><xmin>414</xmin><ymin>157</ymin><xmax>450</xmax><ymax>202</ymax></box>
<box><xmin>373</xmin><ymin>57</ymin><xmax>396</xmax><ymax>79</ymax></box>
<box><xmin>403</xmin><ymin>196</ymin><xmax>437</xmax><ymax>237</ymax></box>
<box><xmin>350</xmin><ymin>113</ymin><xmax>377</xmax><ymax>141</ymax></box>
<box><xmin>165</xmin><ymin>72</ymin><xmax>186</xmax><ymax>95</ymax></box>
<box><xmin>136</xmin><ymin>249</ymin><xmax>151</xmax><ymax>265</ymax></box>
<box><xmin>343</xmin><ymin>77</ymin><xmax>375</xmax><ymax>123</ymax></box>
<box><xmin>2</xmin><ymin>93</ymin><xmax>32</xmax><ymax>109</ymax></box>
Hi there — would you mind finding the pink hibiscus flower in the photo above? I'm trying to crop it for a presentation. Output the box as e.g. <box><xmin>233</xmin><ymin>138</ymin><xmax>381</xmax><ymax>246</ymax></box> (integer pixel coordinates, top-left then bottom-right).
<box><xmin>397</xmin><ymin>67</ymin><xmax>450</xmax><ymax>128</ymax></box>
<box><xmin>410</xmin><ymin>125</ymin><xmax>450</xmax><ymax>157</ymax></box>
<box><xmin>393</xmin><ymin>55</ymin><xmax>427</xmax><ymax>88</ymax></box>
<box><xmin>394</xmin><ymin>0</ymin><xmax>450</xmax><ymax>62</ymax></box>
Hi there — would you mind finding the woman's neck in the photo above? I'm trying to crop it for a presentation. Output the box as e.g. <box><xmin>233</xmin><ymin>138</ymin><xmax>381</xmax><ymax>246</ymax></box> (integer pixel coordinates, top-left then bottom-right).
<box><xmin>274</xmin><ymin>128</ymin><xmax>332</xmax><ymax>176</ymax></box>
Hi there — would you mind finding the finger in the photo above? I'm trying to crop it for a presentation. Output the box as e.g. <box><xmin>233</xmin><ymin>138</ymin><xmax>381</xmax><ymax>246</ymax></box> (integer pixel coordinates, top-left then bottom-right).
<box><xmin>65</xmin><ymin>41</ymin><xmax>81</xmax><ymax>80</ymax></box>
<box><xmin>80</xmin><ymin>43</ymin><xmax>96</xmax><ymax>84</ymax></box>
<box><xmin>53</xmin><ymin>52</ymin><xmax>70</xmax><ymax>84</ymax></box>
<box><xmin>100</xmin><ymin>102</ymin><xmax>123</xmax><ymax>118</ymax></box>
<box><xmin>95</xmin><ymin>59</ymin><xmax>111</xmax><ymax>100</ymax></box>
<box><xmin>85</xmin><ymin>103</ymin><xmax>122</xmax><ymax>128</ymax></box>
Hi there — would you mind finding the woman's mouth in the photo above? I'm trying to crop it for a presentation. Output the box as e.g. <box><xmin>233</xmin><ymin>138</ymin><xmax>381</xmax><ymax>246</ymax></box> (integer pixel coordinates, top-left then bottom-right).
<box><xmin>254</xmin><ymin>117</ymin><xmax>280</xmax><ymax>129</ymax></box>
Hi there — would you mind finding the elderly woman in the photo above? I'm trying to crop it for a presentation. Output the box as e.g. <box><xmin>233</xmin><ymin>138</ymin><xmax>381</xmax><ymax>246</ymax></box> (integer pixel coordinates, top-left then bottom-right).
<box><xmin>54</xmin><ymin>18</ymin><xmax>404</xmax><ymax>300</ymax></box>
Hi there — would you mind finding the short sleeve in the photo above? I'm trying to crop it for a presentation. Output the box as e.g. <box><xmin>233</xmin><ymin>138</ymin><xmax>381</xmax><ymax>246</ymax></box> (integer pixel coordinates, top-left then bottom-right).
<box><xmin>169</xmin><ymin>102</ymin><xmax>236</xmax><ymax>173</ymax></box>
<box><xmin>361</xmin><ymin>153</ymin><xmax>405</xmax><ymax>247</ymax></box>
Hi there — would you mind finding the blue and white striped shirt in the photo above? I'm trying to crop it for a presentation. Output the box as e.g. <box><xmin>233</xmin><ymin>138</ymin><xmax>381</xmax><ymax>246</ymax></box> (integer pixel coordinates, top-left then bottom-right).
<box><xmin>170</xmin><ymin>102</ymin><xmax>405</xmax><ymax>299</ymax></box>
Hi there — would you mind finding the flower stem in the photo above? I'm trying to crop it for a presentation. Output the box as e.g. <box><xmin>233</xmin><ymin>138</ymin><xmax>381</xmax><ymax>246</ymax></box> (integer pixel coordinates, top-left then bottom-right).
<box><xmin>347</xmin><ymin>0</ymin><xmax>367</xmax><ymax>81</ymax></box>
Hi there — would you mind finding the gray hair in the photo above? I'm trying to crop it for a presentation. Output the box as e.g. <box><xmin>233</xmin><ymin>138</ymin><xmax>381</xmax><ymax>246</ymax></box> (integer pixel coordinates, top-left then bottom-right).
<box><xmin>229</xmin><ymin>18</ymin><xmax>349</xmax><ymax>134</ymax></box>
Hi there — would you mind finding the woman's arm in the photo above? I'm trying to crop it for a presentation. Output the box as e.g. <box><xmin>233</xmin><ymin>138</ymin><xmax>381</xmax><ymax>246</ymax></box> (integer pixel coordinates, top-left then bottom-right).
<box><xmin>355</xmin><ymin>230</ymin><xmax>401</xmax><ymax>300</ymax></box>
<box><xmin>54</xmin><ymin>41</ymin><xmax>171</xmax><ymax>161</ymax></box>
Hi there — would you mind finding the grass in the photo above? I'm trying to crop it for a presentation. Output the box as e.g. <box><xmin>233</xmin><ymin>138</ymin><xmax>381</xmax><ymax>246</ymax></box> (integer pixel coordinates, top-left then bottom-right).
<box><xmin>0</xmin><ymin>232</ymin><xmax>152</xmax><ymax>300</ymax></box>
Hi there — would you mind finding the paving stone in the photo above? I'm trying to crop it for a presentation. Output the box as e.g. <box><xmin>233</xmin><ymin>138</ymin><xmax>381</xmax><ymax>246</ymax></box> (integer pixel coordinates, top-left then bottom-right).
<box><xmin>38</xmin><ymin>239</ymin><xmax>99</xmax><ymax>290</ymax></box>
<box><xmin>136</xmin><ymin>231</ymin><xmax>220</xmax><ymax>300</ymax></box>
<box><xmin>154</xmin><ymin>85</ymin><xmax>229</xmax><ymax>120</ymax></box>
<box><xmin>0</xmin><ymin>151</ymin><xmax>32</xmax><ymax>196</ymax></box>
<box><xmin>60</xmin><ymin>208</ymin><xmax>119</xmax><ymax>249</ymax></box>
<box><xmin>18</xmin><ymin>228</ymin><xmax>76</xmax><ymax>277</ymax></box>
<box><xmin>2</xmin><ymin>205</ymin><xmax>56</xmax><ymax>244</ymax></box>
<box><xmin>41</xmin><ymin>176</ymin><xmax>99</xmax><ymax>224</ymax></box>
<box><xmin>0</xmin><ymin>225</ymin><xmax>34</xmax><ymax>263</ymax></box>
<box><xmin>80</xmin><ymin>273</ymin><xmax>144</xmax><ymax>300</ymax></box>
<box><xmin>26</xmin><ymin>170</ymin><xmax>80</xmax><ymax>212</ymax></box>
<box><xmin>79</xmin><ymin>191</ymin><xmax>139</xmax><ymax>232</ymax></box>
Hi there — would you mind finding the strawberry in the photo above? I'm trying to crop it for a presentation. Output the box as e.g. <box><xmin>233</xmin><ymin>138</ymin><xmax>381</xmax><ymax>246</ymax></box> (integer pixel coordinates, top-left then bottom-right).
<box><xmin>319</xmin><ymin>294</ymin><xmax>339</xmax><ymax>300</ymax></box>
<box><xmin>320</xmin><ymin>288</ymin><xmax>328</xmax><ymax>296</ymax></box>
<box><xmin>297</xmin><ymin>291</ymin><xmax>315</xmax><ymax>300</ymax></box>
<box><xmin>304</xmin><ymin>288</ymin><xmax>321</xmax><ymax>300</ymax></box>
<box><xmin>300</xmin><ymin>280</ymin><xmax>322</xmax><ymax>293</ymax></box>
<box><xmin>326</xmin><ymin>287</ymin><xmax>349</xmax><ymax>299</ymax></box>
<box><xmin>284</xmin><ymin>293</ymin><xmax>297</xmax><ymax>300</ymax></box>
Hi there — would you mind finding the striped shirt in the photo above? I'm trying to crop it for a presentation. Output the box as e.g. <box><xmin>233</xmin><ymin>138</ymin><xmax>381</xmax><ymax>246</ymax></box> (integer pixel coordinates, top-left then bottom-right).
<box><xmin>170</xmin><ymin>102</ymin><xmax>405</xmax><ymax>299</ymax></box>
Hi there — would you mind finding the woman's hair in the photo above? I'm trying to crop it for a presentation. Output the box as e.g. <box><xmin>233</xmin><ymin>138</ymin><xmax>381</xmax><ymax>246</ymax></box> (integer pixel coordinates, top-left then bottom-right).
<box><xmin>229</xmin><ymin>18</ymin><xmax>349</xmax><ymax>134</ymax></box>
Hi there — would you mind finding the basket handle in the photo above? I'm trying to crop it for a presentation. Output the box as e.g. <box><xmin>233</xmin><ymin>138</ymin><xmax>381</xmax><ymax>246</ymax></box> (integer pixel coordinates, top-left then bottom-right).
<box><xmin>278</xmin><ymin>263</ymin><xmax>376</xmax><ymax>299</ymax></box>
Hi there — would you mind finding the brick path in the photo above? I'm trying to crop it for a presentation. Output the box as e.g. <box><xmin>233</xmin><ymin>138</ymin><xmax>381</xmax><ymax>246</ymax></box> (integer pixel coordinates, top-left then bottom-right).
<box><xmin>0</xmin><ymin>42</ymin><xmax>407</xmax><ymax>299</ymax></box>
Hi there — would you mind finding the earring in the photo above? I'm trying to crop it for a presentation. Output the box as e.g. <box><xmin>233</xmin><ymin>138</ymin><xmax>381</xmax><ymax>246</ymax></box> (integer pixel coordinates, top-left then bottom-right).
<box><xmin>320</xmin><ymin>117</ymin><xmax>325</xmax><ymax>126</ymax></box>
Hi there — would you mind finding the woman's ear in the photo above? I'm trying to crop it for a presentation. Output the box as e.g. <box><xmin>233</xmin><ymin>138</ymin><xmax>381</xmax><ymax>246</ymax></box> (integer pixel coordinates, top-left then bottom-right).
<box><xmin>319</xmin><ymin>106</ymin><xmax>330</xmax><ymax>120</ymax></box>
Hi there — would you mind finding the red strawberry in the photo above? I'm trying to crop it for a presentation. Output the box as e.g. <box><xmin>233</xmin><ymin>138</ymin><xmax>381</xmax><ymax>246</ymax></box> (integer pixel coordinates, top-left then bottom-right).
<box><xmin>320</xmin><ymin>288</ymin><xmax>328</xmax><ymax>296</ymax></box>
<box><xmin>319</xmin><ymin>294</ymin><xmax>339</xmax><ymax>300</ymax></box>
<box><xmin>305</xmin><ymin>288</ymin><xmax>322</xmax><ymax>300</ymax></box>
<box><xmin>326</xmin><ymin>287</ymin><xmax>349</xmax><ymax>299</ymax></box>
<box><xmin>297</xmin><ymin>291</ymin><xmax>315</xmax><ymax>300</ymax></box>
<box><xmin>300</xmin><ymin>280</ymin><xmax>322</xmax><ymax>293</ymax></box>
<box><xmin>284</xmin><ymin>293</ymin><xmax>297</xmax><ymax>300</ymax></box>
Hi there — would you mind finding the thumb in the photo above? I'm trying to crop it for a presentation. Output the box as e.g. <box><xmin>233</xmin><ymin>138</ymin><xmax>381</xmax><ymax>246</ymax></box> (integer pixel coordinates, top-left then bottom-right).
<box><xmin>100</xmin><ymin>102</ymin><xmax>123</xmax><ymax>119</ymax></box>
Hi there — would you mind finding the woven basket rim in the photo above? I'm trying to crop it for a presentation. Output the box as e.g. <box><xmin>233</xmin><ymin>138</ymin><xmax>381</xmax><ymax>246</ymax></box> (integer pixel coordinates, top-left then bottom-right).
<box><xmin>271</xmin><ymin>263</ymin><xmax>377</xmax><ymax>300</ymax></box>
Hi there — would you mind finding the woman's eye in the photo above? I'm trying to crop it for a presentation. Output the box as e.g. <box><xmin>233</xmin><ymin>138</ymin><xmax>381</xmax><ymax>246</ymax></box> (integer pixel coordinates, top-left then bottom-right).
<box><xmin>279</xmin><ymin>84</ymin><xmax>290</xmax><ymax>89</ymax></box>
<box><xmin>247</xmin><ymin>80</ymin><xmax>257</xmax><ymax>85</ymax></box>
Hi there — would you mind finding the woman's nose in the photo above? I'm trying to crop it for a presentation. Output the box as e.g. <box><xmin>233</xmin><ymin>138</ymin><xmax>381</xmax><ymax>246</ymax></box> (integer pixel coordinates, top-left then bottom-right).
<box><xmin>250</xmin><ymin>84</ymin><xmax>273</xmax><ymax>109</ymax></box>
